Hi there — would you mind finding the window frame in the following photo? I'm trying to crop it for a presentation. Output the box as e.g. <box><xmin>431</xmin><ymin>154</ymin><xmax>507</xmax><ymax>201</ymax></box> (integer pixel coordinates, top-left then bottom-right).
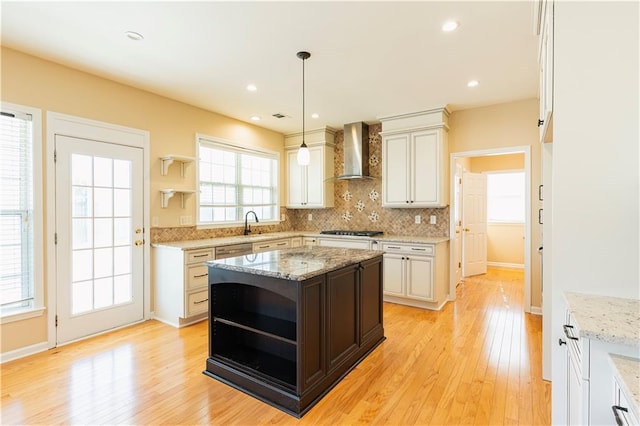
<box><xmin>486</xmin><ymin>169</ymin><xmax>526</xmax><ymax>224</ymax></box>
<box><xmin>0</xmin><ymin>102</ymin><xmax>45</xmax><ymax>323</ymax></box>
<box><xmin>195</xmin><ymin>134</ymin><xmax>280</xmax><ymax>228</ymax></box>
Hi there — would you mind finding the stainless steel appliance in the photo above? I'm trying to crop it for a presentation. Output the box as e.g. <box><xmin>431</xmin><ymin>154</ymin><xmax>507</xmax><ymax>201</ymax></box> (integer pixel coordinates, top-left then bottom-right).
<box><xmin>320</xmin><ymin>230</ymin><xmax>383</xmax><ymax>237</ymax></box>
<box><xmin>215</xmin><ymin>243</ymin><xmax>253</xmax><ymax>259</ymax></box>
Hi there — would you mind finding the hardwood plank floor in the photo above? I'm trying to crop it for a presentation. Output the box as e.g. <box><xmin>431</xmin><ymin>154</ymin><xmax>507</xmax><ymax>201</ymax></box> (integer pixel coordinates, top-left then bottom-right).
<box><xmin>1</xmin><ymin>267</ymin><xmax>550</xmax><ymax>425</ymax></box>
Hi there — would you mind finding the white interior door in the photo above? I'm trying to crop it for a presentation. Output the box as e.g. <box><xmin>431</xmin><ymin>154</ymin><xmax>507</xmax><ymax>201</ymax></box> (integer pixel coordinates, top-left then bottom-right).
<box><xmin>55</xmin><ymin>135</ymin><xmax>144</xmax><ymax>344</ymax></box>
<box><xmin>453</xmin><ymin>163</ymin><xmax>463</xmax><ymax>285</ymax></box>
<box><xmin>462</xmin><ymin>172</ymin><xmax>487</xmax><ymax>277</ymax></box>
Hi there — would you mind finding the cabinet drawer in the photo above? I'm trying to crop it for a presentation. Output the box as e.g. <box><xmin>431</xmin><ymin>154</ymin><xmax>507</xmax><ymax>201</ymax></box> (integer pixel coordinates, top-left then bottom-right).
<box><xmin>252</xmin><ymin>239</ymin><xmax>291</xmax><ymax>253</ymax></box>
<box><xmin>186</xmin><ymin>264</ymin><xmax>208</xmax><ymax>290</ymax></box>
<box><xmin>187</xmin><ymin>290</ymin><xmax>209</xmax><ymax>316</ymax></box>
<box><xmin>381</xmin><ymin>243</ymin><xmax>434</xmax><ymax>255</ymax></box>
<box><xmin>186</xmin><ymin>249</ymin><xmax>214</xmax><ymax>264</ymax></box>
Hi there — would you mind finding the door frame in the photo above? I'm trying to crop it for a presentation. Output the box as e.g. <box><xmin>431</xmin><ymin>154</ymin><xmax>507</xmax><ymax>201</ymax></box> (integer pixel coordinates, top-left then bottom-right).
<box><xmin>449</xmin><ymin>146</ymin><xmax>532</xmax><ymax>312</ymax></box>
<box><xmin>46</xmin><ymin>112</ymin><xmax>151</xmax><ymax>348</ymax></box>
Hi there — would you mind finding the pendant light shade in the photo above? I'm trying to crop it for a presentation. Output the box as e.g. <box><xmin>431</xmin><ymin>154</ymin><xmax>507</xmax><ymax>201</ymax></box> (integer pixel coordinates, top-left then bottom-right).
<box><xmin>297</xmin><ymin>51</ymin><xmax>311</xmax><ymax>166</ymax></box>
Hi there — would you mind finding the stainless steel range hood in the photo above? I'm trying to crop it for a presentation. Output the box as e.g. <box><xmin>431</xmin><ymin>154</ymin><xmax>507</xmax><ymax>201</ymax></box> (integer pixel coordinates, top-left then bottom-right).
<box><xmin>337</xmin><ymin>122</ymin><xmax>372</xmax><ymax>180</ymax></box>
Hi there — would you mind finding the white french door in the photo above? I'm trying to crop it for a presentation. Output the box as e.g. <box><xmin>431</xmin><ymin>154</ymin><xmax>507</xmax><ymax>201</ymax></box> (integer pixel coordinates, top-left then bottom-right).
<box><xmin>462</xmin><ymin>172</ymin><xmax>487</xmax><ymax>277</ymax></box>
<box><xmin>55</xmin><ymin>135</ymin><xmax>144</xmax><ymax>344</ymax></box>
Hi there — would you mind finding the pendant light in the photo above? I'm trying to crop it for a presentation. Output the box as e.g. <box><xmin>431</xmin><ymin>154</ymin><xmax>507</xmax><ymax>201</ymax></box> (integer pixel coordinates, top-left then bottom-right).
<box><xmin>296</xmin><ymin>51</ymin><xmax>311</xmax><ymax>166</ymax></box>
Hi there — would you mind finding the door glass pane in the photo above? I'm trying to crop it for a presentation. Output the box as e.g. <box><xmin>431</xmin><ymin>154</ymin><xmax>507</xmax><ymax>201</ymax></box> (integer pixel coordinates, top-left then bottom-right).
<box><xmin>72</xmin><ymin>250</ymin><xmax>93</xmax><ymax>282</ymax></box>
<box><xmin>94</xmin><ymin>218</ymin><xmax>113</xmax><ymax>248</ymax></box>
<box><xmin>72</xmin><ymin>219</ymin><xmax>93</xmax><ymax>249</ymax></box>
<box><xmin>94</xmin><ymin>188</ymin><xmax>113</xmax><ymax>217</ymax></box>
<box><xmin>72</xmin><ymin>187</ymin><xmax>92</xmax><ymax>217</ymax></box>
<box><xmin>114</xmin><ymin>189</ymin><xmax>131</xmax><ymax>217</ymax></box>
<box><xmin>94</xmin><ymin>277</ymin><xmax>114</xmax><ymax>309</ymax></box>
<box><xmin>114</xmin><ymin>274</ymin><xmax>132</xmax><ymax>304</ymax></box>
<box><xmin>114</xmin><ymin>246</ymin><xmax>131</xmax><ymax>275</ymax></box>
<box><xmin>114</xmin><ymin>218</ymin><xmax>131</xmax><ymax>246</ymax></box>
<box><xmin>94</xmin><ymin>248</ymin><xmax>113</xmax><ymax>279</ymax></box>
<box><xmin>94</xmin><ymin>157</ymin><xmax>113</xmax><ymax>188</ymax></box>
<box><xmin>113</xmin><ymin>160</ymin><xmax>131</xmax><ymax>188</ymax></box>
<box><xmin>72</xmin><ymin>280</ymin><xmax>93</xmax><ymax>314</ymax></box>
<box><xmin>72</xmin><ymin>154</ymin><xmax>92</xmax><ymax>186</ymax></box>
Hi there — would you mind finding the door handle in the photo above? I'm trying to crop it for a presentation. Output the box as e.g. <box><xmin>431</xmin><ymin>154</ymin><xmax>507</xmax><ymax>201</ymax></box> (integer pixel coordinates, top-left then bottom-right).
<box><xmin>135</xmin><ymin>228</ymin><xmax>143</xmax><ymax>234</ymax></box>
<box><xmin>463</xmin><ymin>228</ymin><xmax>470</xmax><ymax>232</ymax></box>
<box><xmin>135</xmin><ymin>240</ymin><xmax>144</xmax><ymax>246</ymax></box>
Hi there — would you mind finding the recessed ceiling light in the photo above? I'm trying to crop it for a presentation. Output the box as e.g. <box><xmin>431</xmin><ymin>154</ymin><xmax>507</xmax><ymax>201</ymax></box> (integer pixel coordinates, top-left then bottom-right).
<box><xmin>250</xmin><ymin>115</ymin><xmax>261</xmax><ymax>121</ymax></box>
<box><xmin>125</xmin><ymin>31</ymin><xmax>144</xmax><ymax>41</ymax></box>
<box><xmin>246</xmin><ymin>84</ymin><xmax>257</xmax><ymax>92</ymax></box>
<box><xmin>467</xmin><ymin>80</ymin><xmax>479</xmax><ymax>88</ymax></box>
<box><xmin>311</xmin><ymin>113</ymin><xmax>319</xmax><ymax>119</ymax></box>
<box><xmin>442</xmin><ymin>21</ymin><xmax>459</xmax><ymax>32</ymax></box>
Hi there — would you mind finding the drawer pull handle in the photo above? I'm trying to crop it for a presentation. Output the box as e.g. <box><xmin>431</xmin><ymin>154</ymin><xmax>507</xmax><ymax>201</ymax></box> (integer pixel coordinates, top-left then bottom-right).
<box><xmin>411</xmin><ymin>248</ymin><xmax>426</xmax><ymax>251</ymax></box>
<box><xmin>193</xmin><ymin>298</ymin><xmax>208</xmax><ymax>305</ymax></box>
<box><xmin>388</xmin><ymin>246</ymin><xmax>401</xmax><ymax>249</ymax></box>
<box><xmin>563</xmin><ymin>324</ymin><xmax>579</xmax><ymax>341</ymax></box>
<box><xmin>193</xmin><ymin>273</ymin><xmax>207</xmax><ymax>278</ymax></box>
<box><xmin>258</xmin><ymin>245</ymin><xmax>268</xmax><ymax>249</ymax></box>
<box><xmin>277</xmin><ymin>242</ymin><xmax>287</xmax><ymax>246</ymax></box>
<box><xmin>193</xmin><ymin>254</ymin><xmax>210</xmax><ymax>258</ymax></box>
<box><xmin>612</xmin><ymin>405</ymin><xmax>628</xmax><ymax>426</ymax></box>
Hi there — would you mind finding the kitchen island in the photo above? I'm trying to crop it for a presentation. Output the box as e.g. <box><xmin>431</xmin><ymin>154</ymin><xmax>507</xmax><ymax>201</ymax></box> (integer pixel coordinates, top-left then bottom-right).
<box><xmin>203</xmin><ymin>246</ymin><xmax>385</xmax><ymax>417</ymax></box>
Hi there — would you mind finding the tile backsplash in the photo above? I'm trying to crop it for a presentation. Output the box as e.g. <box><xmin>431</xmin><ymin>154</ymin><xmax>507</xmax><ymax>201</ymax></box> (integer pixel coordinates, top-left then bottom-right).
<box><xmin>151</xmin><ymin>123</ymin><xmax>449</xmax><ymax>243</ymax></box>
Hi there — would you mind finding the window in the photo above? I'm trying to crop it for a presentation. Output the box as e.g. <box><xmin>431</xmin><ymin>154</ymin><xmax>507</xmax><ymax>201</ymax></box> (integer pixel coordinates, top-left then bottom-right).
<box><xmin>1</xmin><ymin>104</ymin><xmax>43</xmax><ymax>319</ymax></box>
<box><xmin>197</xmin><ymin>136</ymin><xmax>279</xmax><ymax>226</ymax></box>
<box><xmin>486</xmin><ymin>171</ymin><xmax>525</xmax><ymax>223</ymax></box>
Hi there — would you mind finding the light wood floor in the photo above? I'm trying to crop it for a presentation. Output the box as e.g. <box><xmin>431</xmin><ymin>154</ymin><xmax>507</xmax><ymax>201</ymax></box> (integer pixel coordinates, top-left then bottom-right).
<box><xmin>1</xmin><ymin>267</ymin><xmax>550</xmax><ymax>425</ymax></box>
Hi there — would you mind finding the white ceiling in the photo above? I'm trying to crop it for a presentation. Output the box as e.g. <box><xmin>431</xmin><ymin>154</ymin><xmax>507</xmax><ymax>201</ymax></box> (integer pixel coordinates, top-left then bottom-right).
<box><xmin>1</xmin><ymin>1</ymin><xmax>539</xmax><ymax>134</ymax></box>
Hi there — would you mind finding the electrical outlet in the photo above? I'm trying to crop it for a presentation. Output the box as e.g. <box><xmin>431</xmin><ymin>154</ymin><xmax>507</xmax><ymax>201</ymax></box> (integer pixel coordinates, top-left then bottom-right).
<box><xmin>308</xmin><ymin>213</ymin><xmax>313</xmax><ymax>221</ymax></box>
<box><xmin>414</xmin><ymin>215</ymin><xmax>421</xmax><ymax>224</ymax></box>
<box><xmin>430</xmin><ymin>215</ymin><xmax>437</xmax><ymax>224</ymax></box>
<box><xmin>152</xmin><ymin>216</ymin><xmax>159</xmax><ymax>227</ymax></box>
<box><xmin>180</xmin><ymin>215</ymin><xmax>192</xmax><ymax>226</ymax></box>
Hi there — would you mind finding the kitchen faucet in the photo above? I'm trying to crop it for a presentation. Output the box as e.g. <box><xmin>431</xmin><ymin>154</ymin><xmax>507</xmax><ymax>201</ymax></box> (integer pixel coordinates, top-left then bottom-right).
<box><xmin>244</xmin><ymin>210</ymin><xmax>259</xmax><ymax>235</ymax></box>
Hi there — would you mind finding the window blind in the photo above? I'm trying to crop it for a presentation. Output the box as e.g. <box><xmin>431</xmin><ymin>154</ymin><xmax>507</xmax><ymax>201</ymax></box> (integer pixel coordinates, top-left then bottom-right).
<box><xmin>0</xmin><ymin>111</ymin><xmax>34</xmax><ymax>309</ymax></box>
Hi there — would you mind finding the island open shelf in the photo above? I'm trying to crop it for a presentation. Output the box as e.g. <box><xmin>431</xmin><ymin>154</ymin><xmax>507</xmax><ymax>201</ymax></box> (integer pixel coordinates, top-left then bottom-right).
<box><xmin>204</xmin><ymin>247</ymin><xmax>385</xmax><ymax>417</ymax></box>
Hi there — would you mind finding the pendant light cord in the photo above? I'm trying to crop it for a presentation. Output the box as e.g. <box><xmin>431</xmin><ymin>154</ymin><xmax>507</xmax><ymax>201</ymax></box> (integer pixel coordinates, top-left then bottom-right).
<box><xmin>301</xmin><ymin>54</ymin><xmax>306</xmax><ymax>147</ymax></box>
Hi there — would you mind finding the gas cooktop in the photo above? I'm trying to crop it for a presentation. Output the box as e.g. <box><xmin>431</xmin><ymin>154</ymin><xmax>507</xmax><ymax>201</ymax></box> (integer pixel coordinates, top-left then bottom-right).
<box><xmin>320</xmin><ymin>230</ymin><xmax>383</xmax><ymax>237</ymax></box>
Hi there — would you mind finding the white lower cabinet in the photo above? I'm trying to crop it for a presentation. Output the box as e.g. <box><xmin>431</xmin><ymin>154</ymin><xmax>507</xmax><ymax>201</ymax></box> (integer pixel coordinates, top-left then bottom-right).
<box><xmin>612</xmin><ymin>371</ymin><xmax>640</xmax><ymax>425</ymax></box>
<box><xmin>317</xmin><ymin>237</ymin><xmax>371</xmax><ymax>250</ymax></box>
<box><xmin>153</xmin><ymin>246</ymin><xmax>213</xmax><ymax>328</ymax></box>
<box><xmin>381</xmin><ymin>242</ymin><xmax>448</xmax><ymax>310</ymax></box>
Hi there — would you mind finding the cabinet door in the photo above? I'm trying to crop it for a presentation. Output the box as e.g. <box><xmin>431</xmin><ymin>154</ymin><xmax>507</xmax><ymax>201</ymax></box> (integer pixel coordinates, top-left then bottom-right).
<box><xmin>382</xmin><ymin>134</ymin><xmax>410</xmax><ymax>206</ymax></box>
<box><xmin>286</xmin><ymin>150</ymin><xmax>306</xmax><ymax>207</ymax></box>
<box><xmin>305</xmin><ymin>147</ymin><xmax>324</xmax><ymax>207</ymax></box>
<box><xmin>411</xmin><ymin>130</ymin><xmax>439</xmax><ymax>206</ymax></box>
<box><xmin>567</xmin><ymin>348</ymin><xmax>583</xmax><ymax>426</ymax></box>
<box><xmin>326</xmin><ymin>266</ymin><xmax>359</xmax><ymax>372</ymax></box>
<box><xmin>382</xmin><ymin>253</ymin><xmax>404</xmax><ymax>296</ymax></box>
<box><xmin>300</xmin><ymin>276</ymin><xmax>326</xmax><ymax>392</ymax></box>
<box><xmin>406</xmin><ymin>255</ymin><xmax>434</xmax><ymax>301</ymax></box>
<box><xmin>360</xmin><ymin>257</ymin><xmax>383</xmax><ymax>344</ymax></box>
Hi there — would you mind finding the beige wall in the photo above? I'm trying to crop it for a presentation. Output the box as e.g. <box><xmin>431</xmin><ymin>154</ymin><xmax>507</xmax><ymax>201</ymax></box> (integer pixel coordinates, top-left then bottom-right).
<box><xmin>0</xmin><ymin>47</ymin><xmax>285</xmax><ymax>354</ymax></box>
<box><xmin>470</xmin><ymin>153</ymin><xmax>524</xmax><ymax>172</ymax></box>
<box><xmin>449</xmin><ymin>99</ymin><xmax>541</xmax><ymax>308</ymax></box>
<box><xmin>487</xmin><ymin>223</ymin><xmax>525</xmax><ymax>265</ymax></box>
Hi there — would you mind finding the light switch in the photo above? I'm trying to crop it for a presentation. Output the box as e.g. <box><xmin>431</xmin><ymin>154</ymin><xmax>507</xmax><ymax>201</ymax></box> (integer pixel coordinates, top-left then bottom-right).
<box><xmin>308</xmin><ymin>213</ymin><xmax>313</xmax><ymax>221</ymax></box>
<box><xmin>414</xmin><ymin>215</ymin><xmax>421</xmax><ymax>224</ymax></box>
<box><xmin>180</xmin><ymin>215</ymin><xmax>192</xmax><ymax>226</ymax></box>
<box><xmin>430</xmin><ymin>215</ymin><xmax>437</xmax><ymax>224</ymax></box>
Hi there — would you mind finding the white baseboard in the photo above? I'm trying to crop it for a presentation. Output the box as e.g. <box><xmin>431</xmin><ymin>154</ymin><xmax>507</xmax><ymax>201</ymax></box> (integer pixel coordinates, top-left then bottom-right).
<box><xmin>1</xmin><ymin>341</ymin><xmax>49</xmax><ymax>364</ymax></box>
<box><xmin>487</xmin><ymin>262</ymin><xmax>525</xmax><ymax>269</ymax></box>
<box><xmin>530</xmin><ymin>306</ymin><xmax>543</xmax><ymax>315</ymax></box>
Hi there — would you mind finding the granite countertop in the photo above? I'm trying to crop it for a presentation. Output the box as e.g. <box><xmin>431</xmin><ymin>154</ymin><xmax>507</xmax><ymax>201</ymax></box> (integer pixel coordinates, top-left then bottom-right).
<box><xmin>206</xmin><ymin>246</ymin><xmax>383</xmax><ymax>281</ymax></box>
<box><xmin>151</xmin><ymin>231</ymin><xmax>448</xmax><ymax>250</ymax></box>
<box><xmin>609</xmin><ymin>354</ymin><xmax>640</xmax><ymax>418</ymax></box>
<box><xmin>564</xmin><ymin>292</ymin><xmax>640</xmax><ymax>346</ymax></box>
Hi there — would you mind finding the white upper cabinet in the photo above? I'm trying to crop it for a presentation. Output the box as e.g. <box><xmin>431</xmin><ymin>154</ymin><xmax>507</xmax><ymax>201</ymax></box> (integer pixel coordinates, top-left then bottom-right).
<box><xmin>285</xmin><ymin>127</ymin><xmax>335</xmax><ymax>209</ymax></box>
<box><xmin>538</xmin><ymin>0</ymin><xmax>554</xmax><ymax>142</ymax></box>
<box><xmin>380</xmin><ymin>108</ymin><xmax>449</xmax><ymax>208</ymax></box>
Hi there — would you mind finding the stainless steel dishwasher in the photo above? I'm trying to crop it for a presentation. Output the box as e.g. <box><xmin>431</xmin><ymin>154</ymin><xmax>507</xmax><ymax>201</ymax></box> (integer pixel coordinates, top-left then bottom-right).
<box><xmin>214</xmin><ymin>243</ymin><xmax>253</xmax><ymax>259</ymax></box>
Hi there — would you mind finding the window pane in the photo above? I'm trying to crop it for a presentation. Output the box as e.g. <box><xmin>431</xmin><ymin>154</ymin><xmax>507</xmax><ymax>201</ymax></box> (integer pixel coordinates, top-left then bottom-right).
<box><xmin>73</xmin><ymin>218</ymin><xmax>93</xmax><ymax>249</ymax></box>
<box><xmin>94</xmin><ymin>188</ymin><xmax>113</xmax><ymax>217</ymax></box>
<box><xmin>114</xmin><ymin>218</ymin><xmax>131</xmax><ymax>246</ymax></box>
<box><xmin>72</xmin><ymin>154</ymin><xmax>92</xmax><ymax>186</ymax></box>
<box><xmin>94</xmin><ymin>248</ymin><xmax>113</xmax><ymax>279</ymax></box>
<box><xmin>94</xmin><ymin>277</ymin><xmax>113</xmax><ymax>309</ymax></box>
<box><xmin>94</xmin><ymin>218</ymin><xmax>113</xmax><ymax>248</ymax></box>
<box><xmin>113</xmin><ymin>160</ymin><xmax>131</xmax><ymax>189</ymax></box>
<box><xmin>114</xmin><ymin>189</ymin><xmax>131</xmax><ymax>217</ymax></box>
<box><xmin>73</xmin><ymin>187</ymin><xmax>93</xmax><ymax>217</ymax></box>
<box><xmin>94</xmin><ymin>157</ymin><xmax>113</xmax><ymax>188</ymax></box>
<box><xmin>72</xmin><ymin>280</ymin><xmax>93</xmax><ymax>314</ymax></box>
<box><xmin>73</xmin><ymin>250</ymin><xmax>93</xmax><ymax>282</ymax></box>
<box><xmin>114</xmin><ymin>274</ymin><xmax>132</xmax><ymax>304</ymax></box>
<box><xmin>487</xmin><ymin>172</ymin><xmax>525</xmax><ymax>223</ymax></box>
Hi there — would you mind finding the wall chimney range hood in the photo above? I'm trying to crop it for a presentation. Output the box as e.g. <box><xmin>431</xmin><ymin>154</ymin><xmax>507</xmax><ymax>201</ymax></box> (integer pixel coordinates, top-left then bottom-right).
<box><xmin>337</xmin><ymin>122</ymin><xmax>373</xmax><ymax>180</ymax></box>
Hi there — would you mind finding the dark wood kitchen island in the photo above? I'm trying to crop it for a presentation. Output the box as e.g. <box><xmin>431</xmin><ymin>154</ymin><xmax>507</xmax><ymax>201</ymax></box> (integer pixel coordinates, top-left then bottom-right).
<box><xmin>204</xmin><ymin>246</ymin><xmax>385</xmax><ymax>417</ymax></box>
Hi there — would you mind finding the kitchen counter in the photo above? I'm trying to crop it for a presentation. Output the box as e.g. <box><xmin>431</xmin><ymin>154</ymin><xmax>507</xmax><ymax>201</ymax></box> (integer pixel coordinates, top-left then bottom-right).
<box><xmin>152</xmin><ymin>231</ymin><xmax>448</xmax><ymax>250</ymax></box>
<box><xmin>206</xmin><ymin>246</ymin><xmax>382</xmax><ymax>281</ymax></box>
<box><xmin>564</xmin><ymin>292</ymin><xmax>640</xmax><ymax>346</ymax></box>
<box><xmin>609</xmin><ymin>354</ymin><xmax>640</xmax><ymax>418</ymax></box>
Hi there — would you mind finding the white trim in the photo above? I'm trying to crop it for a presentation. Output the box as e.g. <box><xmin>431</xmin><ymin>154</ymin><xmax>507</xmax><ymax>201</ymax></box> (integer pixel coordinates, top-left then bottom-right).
<box><xmin>449</xmin><ymin>146</ymin><xmax>532</xmax><ymax>314</ymax></box>
<box><xmin>487</xmin><ymin>262</ymin><xmax>525</xmax><ymax>269</ymax></box>
<box><xmin>530</xmin><ymin>306</ymin><xmax>543</xmax><ymax>315</ymax></box>
<box><xmin>46</xmin><ymin>112</ymin><xmax>151</xmax><ymax>349</ymax></box>
<box><xmin>0</xmin><ymin>102</ymin><xmax>44</xmax><ymax>322</ymax></box>
<box><xmin>1</xmin><ymin>341</ymin><xmax>48</xmax><ymax>364</ymax></box>
<box><xmin>0</xmin><ymin>307</ymin><xmax>46</xmax><ymax>325</ymax></box>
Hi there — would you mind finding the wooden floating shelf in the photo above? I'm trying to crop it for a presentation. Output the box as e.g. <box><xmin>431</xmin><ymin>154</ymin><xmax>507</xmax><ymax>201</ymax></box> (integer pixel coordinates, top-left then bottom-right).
<box><xmin>159</xmin><ymin>155</ymin><xmax>195</xmax><ymax>177</ymax></box>
<box><xmin>159</xmin><ymin>189</ymin><xmax>196</xmax><ymax>208</ymax></box>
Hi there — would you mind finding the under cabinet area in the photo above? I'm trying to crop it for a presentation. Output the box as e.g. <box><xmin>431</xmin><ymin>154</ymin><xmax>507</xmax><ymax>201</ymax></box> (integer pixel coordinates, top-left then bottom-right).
<box><xmin>382</xmin><ymin>241</ymin><xmax>449</xmax><ymax>310</ymax></box>
<box><xmin>153</xmin><ymin>246</ymin><xmax>213</xmax><ymax>327</ymax></box>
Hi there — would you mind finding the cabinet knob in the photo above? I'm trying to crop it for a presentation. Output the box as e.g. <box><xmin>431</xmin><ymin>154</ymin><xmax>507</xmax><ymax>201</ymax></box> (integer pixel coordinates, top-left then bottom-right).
<box><xmin>558</xmin><ymin>338</ymin><xmax>566</xmax><ymax>346</ymax></box>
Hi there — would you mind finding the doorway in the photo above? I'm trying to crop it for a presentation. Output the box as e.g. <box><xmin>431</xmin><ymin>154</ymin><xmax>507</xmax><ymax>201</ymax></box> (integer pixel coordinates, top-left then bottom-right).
<box><xmin>449</xmin><ymin>147</ymin><xmax>532</xmax><ymax>312</ymax></box>
<box><xmin>46</xmin><ymin>113</ymin><xmax>150</xmax><ymax>347</ymax></box>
